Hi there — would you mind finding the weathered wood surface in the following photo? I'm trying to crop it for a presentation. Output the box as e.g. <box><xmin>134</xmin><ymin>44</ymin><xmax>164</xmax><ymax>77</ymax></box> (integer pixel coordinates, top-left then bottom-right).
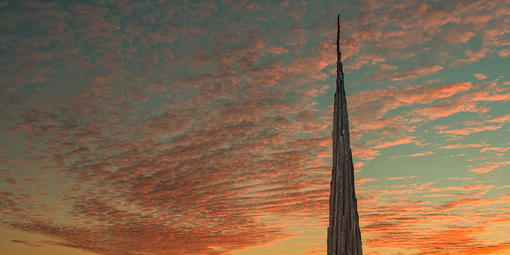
<box><xmin>327</xmin><ymin>15</ymin><xmax>363</xmax><ymax>255</ymax></box>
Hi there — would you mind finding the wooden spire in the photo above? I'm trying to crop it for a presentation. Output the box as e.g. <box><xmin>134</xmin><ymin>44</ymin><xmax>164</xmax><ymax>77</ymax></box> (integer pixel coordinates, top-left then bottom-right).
<box><xmin>327</xmin><ymin>14</ymin><xmax>363</xmax><ymax>255</ymax></box>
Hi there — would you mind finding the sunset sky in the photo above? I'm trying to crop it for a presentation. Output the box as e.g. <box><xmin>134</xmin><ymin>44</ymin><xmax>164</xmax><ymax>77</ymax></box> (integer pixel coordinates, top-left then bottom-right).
<box><xmin>1</xmin><ymin>0</ymin><xmax>510</xmax><ymax>254</ymax></box>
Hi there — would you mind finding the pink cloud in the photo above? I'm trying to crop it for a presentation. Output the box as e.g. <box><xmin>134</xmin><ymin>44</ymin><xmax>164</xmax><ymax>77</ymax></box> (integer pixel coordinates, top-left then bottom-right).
<box><xmin>441</xmin><ymin>143</ymin><xmax>488</xmax><ymax>149</ymax></box>
<box><xmin>3</xmin><ymin>1</ymin><xmax>510</xmax><ymax>255</ymax></box>
<box><xmin>349</xmin><ymin>81</ymin><xmax>473</xmax><ymax>129</ymax></box>
<box><xmin>488</xmin><ymin>114</ymin><xmax>510</xmax><ymax>123</ymax></box>
<box><xmin>498</xmin><ymin>48</ymin><xmax>510</xmax><ymax>57</ymax></box>
<box><xmin>439</xmin><ymin>125</ymin><xmax>502</xmax><ymax>136</ymax></box>
<box><xmin>480</xmin><ymin>147</ymin><xmax>510</xmax><ymax>153</ymax></box>
<box><xmin>356</xmin><ymin>178</ymin><xmax>377</xmax><ymax>185</ymax></box>
<box><xmin>451</xmin><ymin>48</ymin><xmax>490</xmax><ymax>66</ymax></box>
<box><xmin>474</xmin><ymin>73</ymin><xmax>488</xmax><ymax>80</ymax></box>
<box><xmin>352</xmin><ymin>147</ymin><xmax>381</xmax><ymax>161</ymax></box>
<box><xmin>444</xmin><ymin>27</ymin><xmax>476</xmax><ymax>44</ymax></box>
<box><xmin>391</xmin><ymin>65</ymin><xmax>443</xmax><ymax>81</ymax></box>
<box><xmin>266</xmin><ymin>46</ymin><xmax>289</xmax><ymax>55</ymax></box>
<box><xmin>429</xmin><ymin>184</ymin><xmax>494</xmax><ymax>192</ymax></box>
<box><xmin>386</xmin><ymin>176</ymin><xmax>417</xmax><ymax>181</ymax></box>
<box><xmin>359</xmin><ymin>180</ymin><xmax>510</xmax><ymax>254</ymax></box>
<box><xmin>415</xmin><ymin>100</ymin><xmax>486</xmax><ymax>120</ymax></box>
<box><xmin>470</xmin><ymin>161</ymin><xmax>510</xmax><ymax>173</ymax></box>
<box><xmin>406</xmin><ymin>151</ymin><xmax>435</xmax><ymax>157</ymax></box>
<box><xmin>373</xmin><ymin>137</ymin><xmax>417</xmax><ymax>149</ymax></box>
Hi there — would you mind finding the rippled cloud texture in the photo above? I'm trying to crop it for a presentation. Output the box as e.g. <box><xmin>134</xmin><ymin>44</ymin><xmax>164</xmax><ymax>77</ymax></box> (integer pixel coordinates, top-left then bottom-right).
<box><xmin>1</xmin><ymin>0</ymin><xmax>509</xmax><ymax>254</ymax></box>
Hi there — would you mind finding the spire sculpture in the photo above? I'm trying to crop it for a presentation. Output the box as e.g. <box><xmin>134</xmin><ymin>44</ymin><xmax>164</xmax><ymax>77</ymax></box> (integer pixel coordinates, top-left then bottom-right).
<box><xmin>327</xmin><ymin>15</ymin><xmax>363</xmax><ymax>255</ymax></box>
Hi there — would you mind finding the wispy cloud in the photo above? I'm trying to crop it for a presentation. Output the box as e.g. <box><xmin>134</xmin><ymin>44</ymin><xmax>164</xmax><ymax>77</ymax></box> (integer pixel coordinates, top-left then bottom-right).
<box><xmin>1</xmin><ymin>0</ymin><xmax>509</xmax><ymax>254</ymax></box>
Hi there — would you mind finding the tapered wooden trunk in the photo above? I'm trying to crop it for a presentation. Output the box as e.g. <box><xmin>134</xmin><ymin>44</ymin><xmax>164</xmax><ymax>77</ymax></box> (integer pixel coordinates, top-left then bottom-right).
<box><xmin>327</xmin><ymin>15</ymin><xmax>363</xmax><ymax>255</ymax></box>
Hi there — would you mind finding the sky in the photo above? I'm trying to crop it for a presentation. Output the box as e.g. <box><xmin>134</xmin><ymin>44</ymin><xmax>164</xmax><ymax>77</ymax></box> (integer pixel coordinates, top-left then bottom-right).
<box><xmin>1</xmin><ymin>0</ymin><xmax>509</xmax><ymax>254</ymax></box>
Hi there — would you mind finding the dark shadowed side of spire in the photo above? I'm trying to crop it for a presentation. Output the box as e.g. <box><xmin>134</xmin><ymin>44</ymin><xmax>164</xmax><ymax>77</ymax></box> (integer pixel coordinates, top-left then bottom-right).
<box><xmin>327</xmin><ymin>14</ymin><xmax>363</xmax><ymax>255</ymax></box>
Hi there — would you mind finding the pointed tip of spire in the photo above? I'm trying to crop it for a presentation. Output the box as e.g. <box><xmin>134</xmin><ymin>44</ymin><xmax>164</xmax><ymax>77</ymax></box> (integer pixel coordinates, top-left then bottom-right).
<box><xmin>336</xmin><ymin>13</ymin><xmax>341</xmax><ymax>61</ymax></box>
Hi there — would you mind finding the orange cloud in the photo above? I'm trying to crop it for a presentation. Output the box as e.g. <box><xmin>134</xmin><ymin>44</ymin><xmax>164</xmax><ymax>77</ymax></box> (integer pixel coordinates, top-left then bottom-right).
<box><xmin>474</xmin><ymin>73</ymin><xmax>488</xmax><ymax>80</ymax></box>
<box><xmin>439</xmin><ymin>125</ymin><xmax>502</xmax><ymax>136</ymax></box>
<box><xmin>373</xmin><ymin>137</ymin><xmax>417</xmax><ymax>149</ymax></box>
<box><xmin>470</xmin><ymin>161</ymin><xmax>510</xmax><ymax>173</ymax></box>
<box><xmin>406</xmin><ymin>151</ymin><xmax>435</xmax><ymax>157</ymax></box>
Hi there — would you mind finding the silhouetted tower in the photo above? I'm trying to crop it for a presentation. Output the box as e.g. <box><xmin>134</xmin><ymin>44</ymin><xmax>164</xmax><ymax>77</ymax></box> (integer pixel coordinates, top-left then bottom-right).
<box><xmin>327</xmin><ymin>15</ymin><xmax>363</xmax><ymax>255</ymax></box>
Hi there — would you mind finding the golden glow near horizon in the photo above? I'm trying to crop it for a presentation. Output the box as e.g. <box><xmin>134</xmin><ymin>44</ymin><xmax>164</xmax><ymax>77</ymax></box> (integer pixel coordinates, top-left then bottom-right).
<box><xmin>1</xmin><ymin>0</ymin><xmax>510</xmax><ymax>254</ymax></box>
